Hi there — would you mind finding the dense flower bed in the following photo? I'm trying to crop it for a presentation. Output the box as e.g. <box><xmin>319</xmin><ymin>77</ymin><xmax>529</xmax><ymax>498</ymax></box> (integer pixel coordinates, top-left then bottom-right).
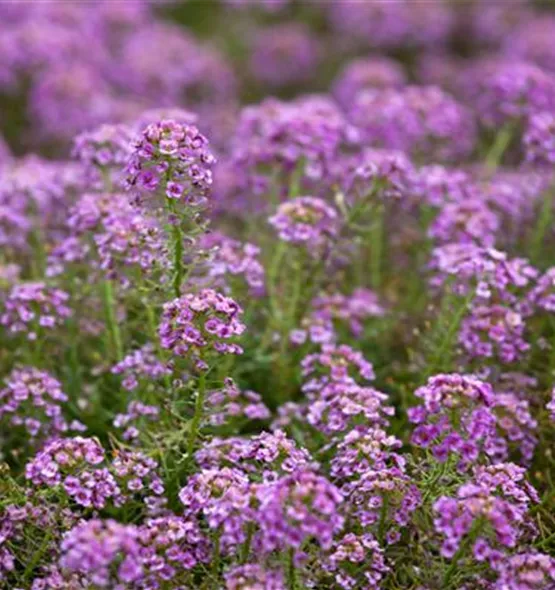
<box><xmin>0</xmin><ymin>1</ymin><xmax>554</xmax><ymax>589</ymax></box>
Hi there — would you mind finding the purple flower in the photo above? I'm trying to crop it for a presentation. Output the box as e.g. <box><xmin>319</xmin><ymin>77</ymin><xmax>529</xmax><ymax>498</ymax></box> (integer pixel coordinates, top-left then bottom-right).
<box><xmin>125</xmin><ymin>119</ymin><xmax>215</xmax><ymax>210</ymax></box>
<box><xmin>332</xmin><ymin>57</ymin><xmax>406</xmax><ymax>107</ymax></box>
<box><xmin>249</xmin><ymin>23</ymin><xmax>320</xmax><ymax>88</ymax></box>
<box><xmin>459</xmin><ymin>59</ymin><xmax>555</xmax><ymax>128</ymax></box>
<box><xmin>224</xmin><ymin>564</ymin><xmax>285</xmax><ymax>590</ymax></box>
<box><xmin>524</xmin><ymin>111</ymin><xmax>555</xmax><ymax>166</ymax></box>
<box><xmin>1</xmin><ymin>282</ymin><xmax>71</xmax><ymax>340</ymax></box>
<box><xmin>60</xmin><ymin>519</ymin><xmax>143</xmax><ymax>587</ymax></box>
<box><xmin>269</xmin><ymin>196</ymin><xmax>339</xmax><ymax>249</ymax></box>
<box><xmin>493</xmin><ymin>551</ymin><xmax>555</xmax><ymax>589</ymax></box>
<box><xmin>0</xmin><ymin>367</ymin><xmax>83</xmax><ymax>444</ymax></box>
<box><xmin>159</xmin><ymin>289</ymin><xmax>246</xmax><ymax>368</ymax></box>
<box><xmin>256</xmin><ymin>469</ymin><xmax>344</xmax><ymax>552</ymax></box>
<box><xmin>324</xmin><ymin>533</ymin><xmax>389</xmax><ymax>589</ymax></box>
<box><xmin>349</xmin><ymin>86</ymin><xmax>476</xmax><ymax>161</ymax></box>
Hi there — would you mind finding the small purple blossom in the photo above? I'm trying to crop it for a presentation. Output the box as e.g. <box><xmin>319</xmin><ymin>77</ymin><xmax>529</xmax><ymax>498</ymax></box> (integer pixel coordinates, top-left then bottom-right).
<box><xmin>159</xmin><ymin>289</ymin><xmax>246</xmax><ymax>368</ymax></box>
<box><xmin>269</xmin><ymin>196</ymin><xmax>339</xmax><ymax>249</ymax></box>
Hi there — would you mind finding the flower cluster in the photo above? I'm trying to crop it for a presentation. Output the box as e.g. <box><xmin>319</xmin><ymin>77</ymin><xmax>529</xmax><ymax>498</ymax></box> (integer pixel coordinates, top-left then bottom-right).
<box><xmin>493</xmin><ymin>551</ymin><xmax>555</xmax><ymax>589</ymax></box>
<box><xmin>524</xmin><ymin>111</ymin><xmax>555</xmax><ymax>165</ymax></box>
<box><xmin>224</xmin><ymin>564</ymin><xmax>285</xmax><ymax>590</ymax></box>
<box><xmin>126</xmin><ymin>119</ymin><xmax>215</xmax><ymax>209</ymax></box>
<box><xmin>324</xmin><ymin>533</ymin><xmax>390</xmax><ymax>590</ymax></box>
<box><xmin>256</xmin><ymin>469</ymin><xmax>344</xmax><ymax>552</ymax></box>
<box><xmin>205</xmin><ymin>377</ymin><xmax>270</xmax><ymax>427</ymax></box>
<box><xmin>249</xmin><ymin>23</ymin><xmax>320</xmax><ymax>88</ymax></box>
<box><xmin>25</xmin><ymin>437</ymin><xmax>118</xmax><ymax>509</ymax></box>
<box><xmin>459</xmin><ymin>59</ymin><xmax>555</xmax><ymax>127</ymax></box>
<box><xmin>195</xmin><ymin>430</ymin><xmax>314</xmax><ymax>477</ymax></box>
<box><xmin>113</xmin><ymin>401</ymin><xmax>160</xmax><ymax>442</ymax></box>
<box><xmin>292</xmin><ymin>288</ymin><xmax>384</xmax><ymax>346</ymax></box>
<box><xmin>332</xmin><ymin>57</ymin><xmax>406</xmax><ymax>107</ymax></box>
<box><xmin>112</xmin><ymin>344</ymin><xmax>171</xmax><ymax>391</ymax></box>
<box><xmin>72</xmin><ymin>123</ymin><xmax>133</xmax><ymax>181</ymax></box>
<box><xmin>408</xmin><ymin>374</ymin><xmax>535</xmax><ymax>468</ymax></box>
<box><xmin>60</xmin><ymin>519</ymin><xmax>143</xmax><ymax>587</ymax></box>
<box><xmin>269</xmin><ymin>196</ymin><xmax>339</xmax><ymax>249</ymax></box>
<box><xmin>159</xmin><ymin>289</ymin><xmax>246</xmax><ymax>368</ymax></box>
<box><xmin>199</xmin><ymin>231</ymin><xmax>265</xmax><ymax>296</ymax></box>
<box><xmin>433</xmin><ymin>463</ymin><xmax>538</xmax><ymax>563</ymax></box>
<box><xmin>47</xmin><ymin>192</ymin><xmax>168</xmax><ymax>287</ymax></box>
<box><xmin>1</xmin><ymin>282</ymin><xmax>71</xmax><ymax>339</ymax></box>
<box><xmin>0</xmin><ymin>367</ymin><xmax>83</xmax><ymax>443</ymax></box>
<box><xmin>301</xmin><ymin>344</ymin><xmax>376</xmax><ymax>390</ymax></box>
<box><xmin>349</xmin><ymin>86</ymin><xmax>476</xmax><ymax>161</ymax></box>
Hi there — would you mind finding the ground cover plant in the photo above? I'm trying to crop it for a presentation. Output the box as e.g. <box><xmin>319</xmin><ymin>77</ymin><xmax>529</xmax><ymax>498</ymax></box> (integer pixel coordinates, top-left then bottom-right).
<box><xmin>0</xmin><ymin>1</ymin><xmax>555</xmax><ymax>588</ymax></box>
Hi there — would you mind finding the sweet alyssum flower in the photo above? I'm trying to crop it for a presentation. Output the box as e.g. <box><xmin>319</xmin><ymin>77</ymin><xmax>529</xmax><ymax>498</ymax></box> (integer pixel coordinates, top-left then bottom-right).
<box><xmin>224</xmin><ymin>564</ymin><xmax>285</xmax><ymax>590</ymax></box>
<box><xmin>249</xmin><ymin>23</ymin><xmax>320</xmax><ymax>88</ymax></box>
<box><xmin>255</xmin><ymin>469</ymin><xmax>344</xmax><ymax>553</ymax></box>
<box><xmin>194</xmin><ymin>429</ymin><xmax>314</xmax><ymax>477</ymax></box>
<box><xmin>111</xmin><ymin>344</ymin><xmax>171</xmax><ymax>391</ymax></box>
<box><xmin>72</xmin><ymin>123</ymin><xmax>133</xmax><ymax>184</ymax></box>
<box><xmin>59</xmin><ymin>519</ymin><xmax>143</xmax><ymax>587</ymax></box>
<box><xmin>179</xmin><ymin>466</ymin><xmax>254</xmax><ymax>551</ymax></box>
<box><xmin>159</xmin><ymin>289</ymin><xmax>246</xmax><ymax>370</ymax></box>
<box><xmin>349</xmin><ymin>85</ymin><xmax>476</xmax><ymax>161</ymax></box>
<box><xmin>301</xmin><ymin>344</ymin><xmax>376</xmax><ymax>391</ymax></box>
<box><xmin>1</xmin><ymin>282</ymin><xmax>71</xmax><ymax>340</ymax></box>
<box><xmin>492</xmin><ymin>550</ymin><xmax>555</xmax><ymax>590</ymax></box>
<box><xmin>205</xmin><ymin>377</ymin><xmax>270</xmax><ymax>426</ymax></box>
<box><xmin>292</xmin><ymin>288</ymin><xmax>384</xmax><ymax>345</ymax></box>
<box><xmin>458</xmin><ymin>58</ymin><xmax>555</xmax><ymax>128</ymax></box>
<box><xmin>268</xmin><ymin>196</ymin><xmax>339</xmax><ymax>249</ymax></box>
<box><xmin>0</xmin><ymin>367</ymin><xmax>84</xmax><ymax>443</ymax></box>
<box><xmin>198</xmin><ymin>231</ymin><xmax>266</xmax><ymax>296</ymax></box>
<box><xmin>524</xmin><ymin>111</ymin><xmax>555</xmax><ymax>165</ymax></box>
<box><xmin>433</xmin><ymin>463</ymin><xmax>538</xmax><ymax>562</ymax></box>
<box><xmin>113</xmin><ymin>400</ymin><xmax>160</xmax><ymax>442</ymax></box>
<box><xmin>125</xmin><ymin>119</ymin><xmax>215</xmax><ymax>209</ymax></box>
<box><xmin>332</xmin><ymin>57</ymin><xmax>406</xmax><ymax>108</ymax></box>
<box><xmin>409</xmin><ymin>373</ymin><xmax>536</xmax><ymax>467</ymax></box>
<box><xmin>323</xmin><ymin>533</ymin><xmax>390</xmax><ymax>590</ymax></box>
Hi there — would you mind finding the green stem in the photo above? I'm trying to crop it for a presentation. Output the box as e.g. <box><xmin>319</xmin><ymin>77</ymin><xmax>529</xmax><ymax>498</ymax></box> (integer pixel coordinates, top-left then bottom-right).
<box><xmin>102</xmin><ymin>280</ymin><xmax>123</xmax><ymax>361</ymax></box>
<box><xmin>287</xmin><ymin>547</ymin><xmax>296</xmax><ymax>590</ymax></box>
<box><xmin>369</xmin><ymin>204</ymin><xmax>384</xmax><ymax>290</ymax></box>
<box><xmin>426</xmin><ymin>289</ymin><xmax>473</xmax><ymax>378</ymax></box>
<box><xmin>29</xmin><ymin>229</ymin><xmax>46</xmax><ymax>279</ymax></box>
<box><xmin>442</xmin><ymin>521</ymin><xmax>482</xmax><ymax>588</ymax></box>
<box><xmin>378</xmin><ymin>493</ymin><xmax>390</xmax><ymax>544</ymax></box>
<box><xmin>485</xmin><ymin>123</ymin><xmax>514</xmax><ymax>171</ymax></box>
<box><xmin>211</xmin><ymin>531</ymin><xmax>221</xmax><ymax>588</ymax></box>
<box><xmin>289</xmin><ymin>158</ymin><xmax>305</xmax><ymax>198</ymax></box>
<box><xmin>530</xmin><ymin>188</ymin><xmax>553</xmax><ymax>264</ymax></box>
<box><xmin>187</xmin><ymin>371</ymin><xmax>207</xmax><ymax>456</ymax></box>
<box><xmin>172</xmin><ymin>221</ymin><xmax>184</xmax><ymax>298</ymax></box>
<box><xmin>144</xmin><ymin>298</ymin><xmax>172</xmax><ymax>395</ymax></box>
<box><xmin>240</xmin><ymin>522</ymin><xmax>255</xmax><ymax>564</ymax></box>
<box><xmin>68</xmin><ymin>318</ymin><xmax>82</xmax><ymax>398</ymax></box>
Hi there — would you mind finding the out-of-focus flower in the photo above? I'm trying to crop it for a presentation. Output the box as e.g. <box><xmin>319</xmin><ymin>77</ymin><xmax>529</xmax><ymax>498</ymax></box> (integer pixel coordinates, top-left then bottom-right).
<box><xmin>524</xmin><ymin>111</ymin><xmax>555</xmax><ymax>166</ymax></box>
<box><xmin>459</xmin><ymin>59</ymin><xmax>555</xmax><ymax>128</ymax></box>
<box><xmin>60</xmin><ymin>519</ymin><xmax>143</xmax><ymax>587</ymax></box>
<box><xmin>333</xmin><ymin>57</ymin><xmax>406</xmax><ymax>108</ymax></box>
<box><xmin>1</xmin><ymin>282</ymin><xmax>71</xmax><ymax>340</ymax></box>
<box><xmin>349</xmin><ymin>86</ymin><xmax>476</xmax><ymax>161</ymax></box>
<box><xmin>269</xmin><ymin>196</ymin><xmax>339</xmax><ymax>249</ymax></box>
<box><xmin>0</xmin><ymin>367</ymin><xmax>83</xmax><ymax>443</ymax></box>
<box><xmin>250</xmin><ymin>23</ymin><xmax>320</xmax><ymax>88</ymax></box>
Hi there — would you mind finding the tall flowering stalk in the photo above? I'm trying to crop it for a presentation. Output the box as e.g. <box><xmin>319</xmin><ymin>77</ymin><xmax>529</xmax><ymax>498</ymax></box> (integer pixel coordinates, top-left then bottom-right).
<box><xmin>126</xmin><ymin>119</ymin><xmax>216</xmax><ymax>298</ymax></box>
